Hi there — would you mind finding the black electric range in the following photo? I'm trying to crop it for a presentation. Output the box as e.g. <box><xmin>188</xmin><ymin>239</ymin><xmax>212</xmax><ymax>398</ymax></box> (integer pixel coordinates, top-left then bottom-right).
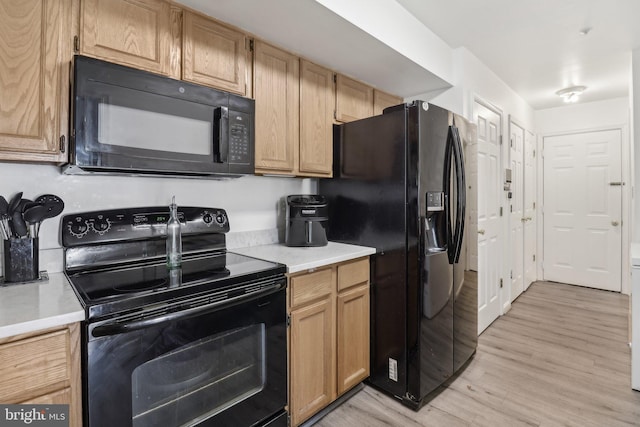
<box><xmin>61</xmin><ymin>206</ymin><xmax>288</xmax><ymax>427</ymax></box>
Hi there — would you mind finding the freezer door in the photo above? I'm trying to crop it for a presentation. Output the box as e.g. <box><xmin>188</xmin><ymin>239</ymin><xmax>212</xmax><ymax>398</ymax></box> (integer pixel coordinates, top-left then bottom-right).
<box><xmin>407</xmin><ymin>103</ymin><xmax>455</xmax><ymax>403</ymax></box>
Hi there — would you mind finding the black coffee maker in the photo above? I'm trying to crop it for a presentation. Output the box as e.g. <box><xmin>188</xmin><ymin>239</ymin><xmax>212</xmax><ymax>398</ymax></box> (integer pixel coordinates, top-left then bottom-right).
<box><xmin>285</xmin><ymin>195</ymin><xmax>328</xmax><ymax>247</ymax></box>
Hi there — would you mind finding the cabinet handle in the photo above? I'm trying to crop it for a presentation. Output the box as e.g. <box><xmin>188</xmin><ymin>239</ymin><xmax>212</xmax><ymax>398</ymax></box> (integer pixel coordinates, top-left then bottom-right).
<box><xmin>612</xmin><ymin>221</ymin><xmax>620</xmax><ymax>226</ymax></box>
<box><xmin>478</xmin><ymin>229</ymin><xmax>485</xmax><ymax>235</ymax></box>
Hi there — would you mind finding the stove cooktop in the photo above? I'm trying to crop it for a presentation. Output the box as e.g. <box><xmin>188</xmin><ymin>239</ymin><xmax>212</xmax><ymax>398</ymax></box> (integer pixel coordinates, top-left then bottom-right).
<box><xmin>66</xmin><ymin>251</ymin><xmax>286</xmax><ymax>320</ymax></box>
<box><xmin>61</xmin><ymin>206</ymin><xmax>286</xmax><ymax>320</ymax></box>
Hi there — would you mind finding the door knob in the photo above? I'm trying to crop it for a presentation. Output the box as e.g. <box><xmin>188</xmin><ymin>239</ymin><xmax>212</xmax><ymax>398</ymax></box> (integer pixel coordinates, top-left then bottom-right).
<box><xmin>478</xmin><ymin>229</ymin><xmax>485</xmax><ymax>235</ymax></box>
<box><xmin>612</xmin><ymin>221</ymin><xmax>619</xmax><ymax>226</ymax></box>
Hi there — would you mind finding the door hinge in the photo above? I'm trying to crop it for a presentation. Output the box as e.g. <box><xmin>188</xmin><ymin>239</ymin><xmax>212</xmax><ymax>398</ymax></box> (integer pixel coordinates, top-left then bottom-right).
<box><xmin>510</xmin><ymin>205</ymin><xmax>513</xmax><ymax>213</ymax></box>
<box><xmin>510</xmin><ymin>138</ymin><xmax>514</xmax><ymax>147</ymax></box>
<box><xmin>73</xmin><ymin>35</ymin><xmax>80</xmax><ymax>52</ymax></box>
<box><xmin>500</xmin><ymin>278</ymin><xmax>503</xmax><ymax>288</ymax></box>
<box><xmin>248</xmin><ymin>39</ymin><xmax>254</xmax><ymax>52</ymax></box>
<box><xmin>533</xmin><ymin>254</ymin><xmax>536</xmax><ymax>262</ymax></box>
<box><xmin>510</xmin><ymin>270</ymin><xmax>513</xmax><ymax>279</ymax></box>
<box><xmin>533</xmin><ymin>149</ymin><xmax>536</xmax><ymax>157</ymax></box>
<box><xmin>500</xmin><ymin>206</ymin><xmax>503</xmax><ymax>216</ymax></box>
<box><xmin>533</xmin><ymin>202</ymin><xmax>536</xmax><ymax>210</ymax></box>
<box><xmin>499</xmin><ymin>135</ymin><xmax>503</xmax><ymax>145</ymax></box>
<box><xmin>286</xmin><ymin>315</ymin><xmax>291</xmax><ymax>327</ymax></box>
<box><xmin>59</xmin><ymin>135</ymin><xmax>65</xmax><ymax>153</ymax></box>
<box><xmin>333</xmin><ymin>73</ymin><xmax>337</xmax><ymax>84</ymax></box>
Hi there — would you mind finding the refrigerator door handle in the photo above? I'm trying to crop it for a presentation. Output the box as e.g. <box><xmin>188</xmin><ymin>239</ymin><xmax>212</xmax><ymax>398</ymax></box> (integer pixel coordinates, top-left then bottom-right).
<box><xmin>452</xmin><ymin>125</ymin><xmax>466</xmax><ymax>264</ymax></box>
<box><xmin>444</xmin><ymin>126</ymin><xmax>455</xmax><ymax>263</ymax></box>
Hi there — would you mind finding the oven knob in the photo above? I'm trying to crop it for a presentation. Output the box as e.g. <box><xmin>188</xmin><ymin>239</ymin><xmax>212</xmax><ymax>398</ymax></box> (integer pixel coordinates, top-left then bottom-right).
<box><xmin>69</xmin><ymin>220</ymin><xmax>89</xmax><ymax>238</ymax></box>
<box><xmin>202</xmin><ymin>213</ymin><xmax>213</xmax><ymax>225</ymax></box>
<box><xmin>93</xmin><ymin>217</ymin><xmax>111</xmax><ymax>235</ymax></box>
<box><xmin>215</xmin><ymin>213</ymin><xmax>227</xmax><ymax>226</ymax></box>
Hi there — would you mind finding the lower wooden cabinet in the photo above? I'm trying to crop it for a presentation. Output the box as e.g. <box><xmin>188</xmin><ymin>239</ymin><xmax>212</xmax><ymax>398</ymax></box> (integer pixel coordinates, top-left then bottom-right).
<box><xmin>0</xmin><ymin>323</ymin><xmax>82</xmax><ymax>427</ymax></box>
<box><xmin>336</xmin><ymin>283</ymin><xmax>370</xmax><ymax>395</ymax></box>
<box><xmin>288</xmin><ymin>257</ymin><xmax>370</xmax><ymax>426</ymax></box>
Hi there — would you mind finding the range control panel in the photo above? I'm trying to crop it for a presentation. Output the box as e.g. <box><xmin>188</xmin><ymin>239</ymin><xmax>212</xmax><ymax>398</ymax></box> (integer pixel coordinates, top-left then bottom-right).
<box><xmin>61</xmin><ymin>206</ymin><xmax>229</xmax><ymax>247</ymax></box>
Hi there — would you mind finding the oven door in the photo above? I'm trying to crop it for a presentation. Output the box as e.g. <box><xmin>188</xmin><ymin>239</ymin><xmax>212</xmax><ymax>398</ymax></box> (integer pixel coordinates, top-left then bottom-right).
<box><xmin>84</xmin><ymin>279</ymin><xmax>287</xmax><ymax>427</ymax></box>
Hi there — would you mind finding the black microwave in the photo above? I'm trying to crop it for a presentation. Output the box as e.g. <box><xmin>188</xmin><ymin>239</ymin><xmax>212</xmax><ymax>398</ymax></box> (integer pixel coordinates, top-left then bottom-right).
<box><xmin>64</xmin><ymin>55</ymin><xmax>254</xmax><ymax>177</ymax></box>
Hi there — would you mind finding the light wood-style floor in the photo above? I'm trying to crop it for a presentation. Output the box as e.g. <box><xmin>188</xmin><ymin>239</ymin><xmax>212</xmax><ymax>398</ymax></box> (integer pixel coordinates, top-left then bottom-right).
<box><xmin>316</xmin><ymin>281</ymin><xmax>640</xmax><ymax>426</ymax></box>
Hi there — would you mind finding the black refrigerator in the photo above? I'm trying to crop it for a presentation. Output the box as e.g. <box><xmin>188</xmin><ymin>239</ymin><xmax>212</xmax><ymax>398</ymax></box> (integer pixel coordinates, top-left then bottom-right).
<box><xmin>319</xmin><ymin>101</ymin><xmax>478</xmax><ymax>409</ymax></box>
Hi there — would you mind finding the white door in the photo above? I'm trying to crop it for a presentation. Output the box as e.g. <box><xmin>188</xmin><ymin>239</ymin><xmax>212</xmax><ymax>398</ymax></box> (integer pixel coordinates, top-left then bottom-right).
<box><xmin>543</xmin><ymin>130</ymin><xmax>622</xmax><ymax>291</ymax></box>
<box><xmin>509</xmin><ymin>119</ymin><xmax>524</xmax><ymax>301</ymax></box>
<box><xmin>523</xmin><ymin>131</ymin><xmax>537</xmax><ymax>290</ymax></box>
<box><xmin>475</xmin><ymin>101</ymin><xmax>502</xmax><ymax>333</ymax></box>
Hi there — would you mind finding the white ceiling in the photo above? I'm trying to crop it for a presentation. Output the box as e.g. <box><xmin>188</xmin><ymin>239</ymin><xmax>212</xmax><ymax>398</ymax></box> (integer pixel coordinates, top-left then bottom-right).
<box><xmin>396</xmin><ymin>0</ymin><xmax>640</xmax><ymax>109</ymax></box>
<box><xmin>179</xmin><ymin>0</ymin><xmax>640</xmax><ymax>110</ymax></box>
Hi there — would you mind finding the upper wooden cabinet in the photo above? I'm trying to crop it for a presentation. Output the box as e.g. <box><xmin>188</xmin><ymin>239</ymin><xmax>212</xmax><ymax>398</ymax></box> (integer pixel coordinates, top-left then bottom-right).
<box><xmin>335</xmin><ymin>74</ymin><xmax>373</xmax><ymax>123</ymax></box>
<box><xmin>0</xmin><ymin>0</ymin><xmax>71</xmax><ymax>162</ymax></box>
<box><xmin>182</xmin><ymin>12</ymin><xmax>248</xmax><ymax>95</ymax></box>
<box><xmin>79</xmin><ymin>0</ymin><xmax>180</xmax><ymax>78</ymax></box>
<box><xmin>374</xmin><ymin>89</ymin><xmax>403</xmax><ymax>115</ymax></box>
<box><xmin>254</xmin><ymin>41</ymin><xmax>299</xmax><ymax>174</ymax></box>
<box><xmin>299</xmin><ymin>60</ymin><xmax>334</xmax><ymax>177</ymax></box>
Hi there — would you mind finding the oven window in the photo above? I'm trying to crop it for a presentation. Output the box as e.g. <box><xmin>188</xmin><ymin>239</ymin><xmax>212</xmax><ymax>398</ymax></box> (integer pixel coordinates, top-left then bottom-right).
<box><xmin>131</xmin><ymin>324</ymin><xmax>266</xmax><ymax>427</ymax></box>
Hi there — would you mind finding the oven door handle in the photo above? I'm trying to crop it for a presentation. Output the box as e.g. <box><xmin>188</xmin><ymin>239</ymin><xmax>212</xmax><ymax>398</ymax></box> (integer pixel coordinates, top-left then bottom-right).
<box><xmin>91</xmin><ymin>281</ymin><xmax>285</xmax><ymax>338</ymax></box>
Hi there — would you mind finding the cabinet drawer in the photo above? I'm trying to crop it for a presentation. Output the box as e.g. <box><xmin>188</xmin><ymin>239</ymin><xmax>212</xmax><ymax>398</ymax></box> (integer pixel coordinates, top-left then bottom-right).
<box><xmin>337</xmin><ymin>258</ymin><xmax>369</xmax><ymax>292</ymax></box>
<box><xmin>290</xmin><ymin>268</ymin><xmax>333</xmax><ymax>308</ymax></box>
<box><xmin>0</xmin><ymin>330</ymin><xmax>70</xmax><ymax>403</ymax></box>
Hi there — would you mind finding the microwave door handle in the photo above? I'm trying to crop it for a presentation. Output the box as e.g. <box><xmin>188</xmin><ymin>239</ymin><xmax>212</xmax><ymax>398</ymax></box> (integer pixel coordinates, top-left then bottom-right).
<box><xmin>214</xmin><ymin>106</ymin><xmax>229</xmax><ymax>163</ymax></box>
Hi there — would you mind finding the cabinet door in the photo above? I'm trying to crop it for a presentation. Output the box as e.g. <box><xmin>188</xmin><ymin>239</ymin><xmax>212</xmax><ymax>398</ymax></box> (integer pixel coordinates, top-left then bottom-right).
<box><xmin>289</xmin><ymin>296</ymin><xmax>335</xmax><ymax>426</ymax></box>
<box><xmin>183</xmin><ymin>12</ymin><xmax>247</xmax><ymax>95</ymax></box>
<box><xmin>80</xmin><ymin>0</ymin><xmax>178</xmax><ymax>77</ymax></box>
<box><xmin>373</xmin><ymin>90</ymin><xmax>403</xmax><ymax>115</ymax></box>
<box><xmin>0</xmin><ymin>0</ymin><xmax>71</xmax><ymax>162</ymax></box>
<box><xmin>299</xmin><ymin>60</ymin><xmax>333</xmax><ymax>177</ymax></box>
<box><xmin>335</xmin><ymin>74</ymin><xmax>373</xmax><ymax>123</ymax></box>
<box><xmin>336</xmin><ymin>283</ymin><xmax>370</xmax><ymax>395</ymax></box>
<box><xmin>254</xmin><ymin>41</ymin><xmax>299</xmax><ymax>174</ymax></box>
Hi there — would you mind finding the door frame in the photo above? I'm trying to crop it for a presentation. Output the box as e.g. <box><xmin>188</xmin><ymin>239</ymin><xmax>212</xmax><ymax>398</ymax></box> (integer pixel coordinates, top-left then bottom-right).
<box><xmin>538</xmin><ymin>124</ymin><xmax>631</xmax><ymax>294</ymax></box>
<box><xmin>473</xmin><ymin>96</ymin><xmax>510</xmax><ymax>316</ymax></box>
<box><xmin>508</xmin><ymin>114</ymin><xmax>526</xmax><ymax>301</ymax></box>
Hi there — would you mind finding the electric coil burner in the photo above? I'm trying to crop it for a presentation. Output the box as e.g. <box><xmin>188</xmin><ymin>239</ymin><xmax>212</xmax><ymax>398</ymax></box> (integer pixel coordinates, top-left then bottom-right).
<box><xmin>62</xmin><ymin>206</ymin><xmax>288</xmax><ymax>427</ymax></box>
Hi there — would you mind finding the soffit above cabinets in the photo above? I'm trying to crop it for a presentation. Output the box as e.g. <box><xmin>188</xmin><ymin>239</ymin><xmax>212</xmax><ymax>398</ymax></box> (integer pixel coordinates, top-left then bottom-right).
<box><xmin>175</xmin><ymin>0</ymin><xmax>454</xmax><ymax>98</ymax></box>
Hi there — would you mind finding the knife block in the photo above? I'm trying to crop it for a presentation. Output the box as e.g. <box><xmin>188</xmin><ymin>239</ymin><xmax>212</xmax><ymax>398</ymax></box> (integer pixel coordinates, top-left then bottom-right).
<box><xmin>3</xmin><ymin>238</ymin><xmax>39</xmax><ymax>283</ymax></box>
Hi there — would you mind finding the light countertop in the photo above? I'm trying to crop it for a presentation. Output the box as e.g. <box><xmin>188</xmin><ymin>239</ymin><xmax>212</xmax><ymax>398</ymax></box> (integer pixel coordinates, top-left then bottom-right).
<box><xmin>232</xmin><ymin>241</ymin><xmax>376</xmax><ymax>274</ymax></box>
<box><xmin>0</xmin><ymin>242</ymin><xmax>375</xmax><ymax>339</ymax></box>
<box><xmin>0</xmin><ymin>272</ymin><xmax>84</xmax><ymax>339</ymax></box>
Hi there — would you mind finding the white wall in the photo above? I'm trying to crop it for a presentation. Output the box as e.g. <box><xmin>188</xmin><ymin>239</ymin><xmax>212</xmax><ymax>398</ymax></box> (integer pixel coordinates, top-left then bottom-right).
<box><xmin>0</xmin><ymin>163</ymin><xmax>315</xmax><ymax>273</ymax></box>
<box><xmin>408</xmin><ymin>48</ymin><xmax>534</xmax><ymax>129</ymax></box>
<box><xmin>535</xmin><ymin>97</ymin><xmax>630</xmax><ymax>135</ymax></box>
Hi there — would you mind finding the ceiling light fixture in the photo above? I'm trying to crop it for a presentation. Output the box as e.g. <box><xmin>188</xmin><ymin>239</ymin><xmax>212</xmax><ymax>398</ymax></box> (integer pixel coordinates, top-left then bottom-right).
<box><xmin>555</xmin><ymin>85</ymin><xmax>587</xmax><ymax>103</ymax></box>
<box><xmin>579</xmin><ymin>27</ymin><xmax>592</xmax><ymax>36</ymax></box>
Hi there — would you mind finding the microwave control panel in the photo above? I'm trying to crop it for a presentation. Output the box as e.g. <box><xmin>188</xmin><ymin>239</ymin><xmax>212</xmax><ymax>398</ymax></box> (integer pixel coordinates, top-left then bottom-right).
<box><xmin>229</xmin><ymin>111</ymin><xmax>251</xmax><ymax>165</ymax></box>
